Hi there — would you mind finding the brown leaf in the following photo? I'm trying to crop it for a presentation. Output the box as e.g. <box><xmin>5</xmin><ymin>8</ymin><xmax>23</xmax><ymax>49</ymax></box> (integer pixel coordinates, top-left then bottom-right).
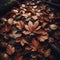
<box><xmin>25</xmin><ymin>25</ymin><xmax>29</xmax><ymax>31</ymax></box>
<box><xmin>22</xmin><ymin>13</ymin><xmax>28</xmax><ymax>18</ymax></box>
<box><xmin>28</xmin><ymin>21</ymin><xmax>33</xmax><ymax>32</ymax></box>
<box><xmin>38</xmin><ymin>35</ymin><xmax>48</xmax><ymax>42</ymax></box>
<box><xmin>30</xmin><ymin>45</ymin><xmax>37</xmax><ymax>51</ymax></box>
<box><xmin>8</xmin><ymin>18</ymin><xmax>13</xmax><ymax>25</ymax></box>
<box><xmin>9</xmin><ymin>30</ymin><xmax>22</xmax><ymax>39</ymax></box>
<box><xmin>33</xmin><ymin>21</ymin><xmax>39</xmax><ymax>30</ymax></box>
<box><xmin>42</xmin><ymin>22</ymin><xmax>47</xmax><ymax>28</ymax></box>
<box><xmin>16</xmin><ymin>21</ymin><xmax>24</xmax><ymax>29</ymax></box>
<box><xmin>38</xmin><ymin>30</ymin><xmax>48</xmax><ymax>35</ymax></box>
<box><xmin>35</xmin><ymin>26</ymin><xmax>41</xmax><ymax>31</ymax></box>
<box><xmin>11</xmin><ymin>9</ymin><xmax>18</xmax><ymax>14</ymax></box>
<box><xmin>6</xmin><ymin>45</ymin><xmax>15</xmax><ymax>55</ymax></box>
<box><xmin>22</xmin><ymin>39</ymin><xmax>29</xmax><ymax>44</ymax></box>
<box><xmin>16</xmin><ymin>38</ymin><xmax>28</xmax><ymax>46</ymax></box>
<box><xmin>1</xmin><ymin>17</ymin><xmax>7</xmax><ymax>22</ymax></box>
<box><xmin>34</xmin><ymin>30</ymin><xmax>42</xmax><ymax>34</ymax></box>
<box><xmin>32</xmin><ymin>15</ymin><xmax>38</xmax><ymax>20</ymax></box>
<box><xmin>20</xmin><ymin>39</ymin><xmax>28</xmax><ymax>46</ymax></box>
<box><xmin>19</xmin><ymin>20</ymin><xmax>25</xmax><ymax>28</ymax></box>
<box><xmin>32</xmin><ymin>39</ymin><xmax>39</xmax><ymax>49</ymax></box>
<box><xmin>23</xmin><ymin>31</ymin><xmax>31</xmax><ymax>35</ymax></box>
<box><xmin>25</xmin><ymin>46</ymin><xmax>32</xmax><ymax>50</ymax></box>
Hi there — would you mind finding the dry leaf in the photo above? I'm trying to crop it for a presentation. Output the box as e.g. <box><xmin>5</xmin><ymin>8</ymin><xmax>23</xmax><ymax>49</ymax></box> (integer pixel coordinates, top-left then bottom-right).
<box><xmin>32</xmin><ymin>38</ymin><xmax>39</xmax><ymax>48</ymax></box>
<box><xmin>28</xmin><ymin>21</ymin><xmax>33</xmax><ymax>32</ymax></box>
<box><xmin>6</xmin><ymin>45</ymin><xmax>15</xmax><ymax>55</ymax></box>
<box><xmin>38</xmin><ymin>35</ymin><xmax>48</xmax><ymax>42</ymax></box>
<box><xmin>23</xmin><ymin>31</ymin><xmax>31</xmax><ymax>35</ymax></box>
<box><xmin>33</xmin><ymin>21</ymin><xmax>39</xmax><ymax>29</ymax></box>
<box><xmin>32</xmin><ymin>15</ymin><xmax>38</xmax><ymax>20</ymax></box>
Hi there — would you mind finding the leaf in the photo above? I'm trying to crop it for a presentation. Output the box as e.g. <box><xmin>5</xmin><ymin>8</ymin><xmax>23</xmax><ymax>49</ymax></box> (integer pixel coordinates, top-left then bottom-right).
<box><xmin>28</xmin><ymin>21</ymin><xmax>33</xmax><ymax>32</ymax></box>
<box><xmin>22</xmin><ymin>39</ymin><xmax>29</xmax><ymax>44</ymax></box>
<box><xmin>23</xmin><ymin>31</ymin><xmax>31</xmax><ymax>35</ymax></box>
<box><xmin>32</xmin><ymin>38</ymin><xmax>39</xmax><ymax>48</ymax></box>
<box><xmin>19</xmin><ymin>20</ymin><xmax>24</xmax><ymax>28</ymax></box>
<box><xmin>25</xmin><ymin>25</ymin><xmax>29</xmax><ymax>31</ymax></box>
<box><xmin>33</xmin><ymin>21</ymin><xmax>39</xmax><ymax>30</ymax></box>
<box><xmin>34</xmin><ymin>30</ymin><xmax>42</xmax><ymax>34</ymax></box>
<box><xmin>35</xmin><ymin>26</ymin><xmax>41</xmax><ymax>31</ymax></box>
<box><xmin>25</xmin><ymin>46</ymin><xmax>32</xmax><ymax>50</ymax></box>
<box><xmin>32</xmin><ymin>16</ymin><xmax>38</xmax><ymax>20</ymax></box>
<box><xmin>6</xmin><ymin>45</ymin><xmax>15</xmax><ymax>55</ymax></box>
<box><xmin>38</xmin><ymin>35</ymin><xmax>48</xmax><ymax>42</ymax></box>
<box><xmin>42</xmin><ymin>22</ymin><xmax>47</xmax><ymax>28</ymax></box>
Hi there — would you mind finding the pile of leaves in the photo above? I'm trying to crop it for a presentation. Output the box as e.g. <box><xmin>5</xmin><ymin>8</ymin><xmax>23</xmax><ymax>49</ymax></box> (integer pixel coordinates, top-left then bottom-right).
<box><xmin>0</xmin><ymin>0</ymin><xmax>60</xmax><ymax>60</ymax></box>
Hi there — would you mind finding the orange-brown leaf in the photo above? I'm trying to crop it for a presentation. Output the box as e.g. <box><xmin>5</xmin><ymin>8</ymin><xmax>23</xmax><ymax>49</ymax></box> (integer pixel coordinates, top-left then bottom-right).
<box><xmin>32</xmin><ymin>39</ymin><xmax>39</xmax><ymax>48</ymax></box>
<box><xmin>23</xmin><ymin>31</ymin><xmax>31</xmax><ymax>35</ymax></box>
